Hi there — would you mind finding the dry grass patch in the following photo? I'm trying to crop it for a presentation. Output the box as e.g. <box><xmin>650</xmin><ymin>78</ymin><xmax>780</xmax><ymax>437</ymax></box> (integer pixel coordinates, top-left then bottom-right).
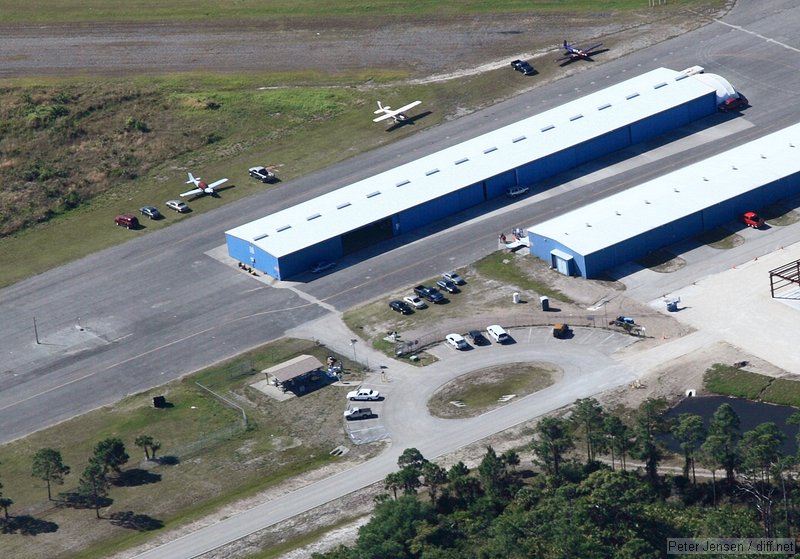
<box><xmin>636</xmin><ymin>248</ymin><xmax>686</xmax><ymax>273</ymax></box>
<box><xmin>428</xmin><ymin>362</ymin><xmax>562</xmax><ymax>419</ymax></box>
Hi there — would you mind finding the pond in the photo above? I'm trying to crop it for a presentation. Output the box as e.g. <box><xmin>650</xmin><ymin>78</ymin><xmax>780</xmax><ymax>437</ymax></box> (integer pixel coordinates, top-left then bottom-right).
<box><xmin>664</xmin><ymin>395</ymin><xmax>799</xmax><ymax>455</ymax></box>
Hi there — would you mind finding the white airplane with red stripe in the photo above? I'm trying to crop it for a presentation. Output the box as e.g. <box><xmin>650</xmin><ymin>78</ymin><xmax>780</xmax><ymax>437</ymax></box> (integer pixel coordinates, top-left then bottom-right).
<box><xmin>180</xmin><ymin>172</ymin><xmax>229</xmax><ymax>198</ymax></box>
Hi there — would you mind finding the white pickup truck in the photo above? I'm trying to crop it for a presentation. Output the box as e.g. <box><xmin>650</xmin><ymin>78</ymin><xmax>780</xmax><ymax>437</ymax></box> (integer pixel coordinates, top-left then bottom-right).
<box><xmin>344</xmin><ymin>407</ymin><xmax>374</xmax><ymax>421</ymax></box>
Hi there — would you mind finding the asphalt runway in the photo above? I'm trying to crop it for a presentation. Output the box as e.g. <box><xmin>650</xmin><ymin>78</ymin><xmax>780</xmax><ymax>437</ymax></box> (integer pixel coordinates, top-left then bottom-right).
<box><xmin>2</xmin><ymin>0</ymin><xmax>800</xmax><ymax>449</ymax></box>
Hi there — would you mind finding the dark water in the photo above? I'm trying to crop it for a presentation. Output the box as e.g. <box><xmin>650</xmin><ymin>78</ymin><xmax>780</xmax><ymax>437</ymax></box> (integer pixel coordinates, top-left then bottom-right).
<box><xmin>663</xmin><ymin>395</ymin><xmax>799</xmax><ymax>455</ymax></box>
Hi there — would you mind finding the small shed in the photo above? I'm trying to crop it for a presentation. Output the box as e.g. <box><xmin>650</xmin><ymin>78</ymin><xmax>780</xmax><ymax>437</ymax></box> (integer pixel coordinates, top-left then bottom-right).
<box><xmin>263</xmin><ymin>355</ymin><xmax>324</xmax><ymax>386</ymax></box>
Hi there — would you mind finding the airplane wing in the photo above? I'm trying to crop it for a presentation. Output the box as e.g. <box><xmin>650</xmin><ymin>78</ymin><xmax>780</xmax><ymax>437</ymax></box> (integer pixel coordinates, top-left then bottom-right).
<box><xmin>584</xmin><ymin>43</ymin><xmax>603</xmax><ymax>54</ymax></box>
<box><xmin>372</xmin><ymin>100</ymin><xmax>421</xmax><ymax>122</ymax></box>
<box><xmin>180</xmin><ymin>188</ymin><xmax>203</xmax><ymax>197</ymax></box>
<box><xmin>207</xmin><ymin>178</ymin><xmax>229</xmax><ymax>190</ymax></box>
<box><xmin>394</xmin><ymin>100</ymin><xmax>421</xmax><ymax>113</ymax></box>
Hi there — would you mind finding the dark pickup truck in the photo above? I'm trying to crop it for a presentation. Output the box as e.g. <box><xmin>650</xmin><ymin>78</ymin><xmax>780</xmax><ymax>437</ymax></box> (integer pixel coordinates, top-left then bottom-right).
<box><xmin>511</xmin><ymin>59</ymin><xmax>535</xmax><ymax>75</ymax></box>
<box><xmin>414</xmin><ymin>285</ymin><xmax>444</xmax><ymax>304</ymax></box>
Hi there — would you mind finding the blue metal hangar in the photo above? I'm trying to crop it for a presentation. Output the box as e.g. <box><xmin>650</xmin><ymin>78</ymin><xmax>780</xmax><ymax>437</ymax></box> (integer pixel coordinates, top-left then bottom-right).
<box><xmin>226</xmin><ymin>67</ymin><xmax>720</xmax><ymax>280</ymax></box>
<box><xmin>527</xmin><ymin>122</ymin><xmax>800</xmax><ymax>279</ymax></box>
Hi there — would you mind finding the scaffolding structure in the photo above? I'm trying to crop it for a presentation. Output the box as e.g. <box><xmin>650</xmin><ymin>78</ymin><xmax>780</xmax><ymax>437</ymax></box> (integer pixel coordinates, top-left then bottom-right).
<box><xmin>769</xmin><ymin>258</ymin><xmax>800</xmax><ymax>298</ymax></box>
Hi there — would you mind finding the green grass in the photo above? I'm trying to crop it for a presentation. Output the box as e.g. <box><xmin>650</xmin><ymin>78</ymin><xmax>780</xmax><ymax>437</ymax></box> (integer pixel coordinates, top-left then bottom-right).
<box><xmin>474</xmin><ymin>252</ymin><xmax>572</xmax><ymax>303</ymax></box>
<box><xmin>703</xmin><ymin>363</ymin><xmax>772</xmax><ymax>400</ymax></box>
<box><xmin>760</xmin><ymin>379</ymin><xmax>800</xmax><ymax>408</ymax></box>
<box><xmin>0</xmin><ymin>337</ymin><xmax>362</xmax><ymax>559</ymax></box>
<box><xmin>0</xmin><ymin>0</ymin><xmax>712</xmax><ymax>24</ymax></box>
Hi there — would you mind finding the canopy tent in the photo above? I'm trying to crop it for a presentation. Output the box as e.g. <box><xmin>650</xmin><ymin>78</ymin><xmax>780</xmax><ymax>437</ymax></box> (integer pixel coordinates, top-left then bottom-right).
<box><xmin>263</xmin><ymin>355</ymin><xmax>324</xmax><ymax>383</ymax></box>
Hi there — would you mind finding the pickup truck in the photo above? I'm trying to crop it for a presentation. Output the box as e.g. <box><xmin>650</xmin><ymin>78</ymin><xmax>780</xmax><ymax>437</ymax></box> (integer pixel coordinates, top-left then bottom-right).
<box><xmin>511</xmin><ymin>59</ymin><xmax>535</xmax><ymax>75</ymax></box>
<box><xmin>414</xmin><ymin>285</ymin><xmax>444</xmax><ymax>303</ymax></box>
<box><xmin>344</xmin><ymin>407</ymin><xmax>374</xmax><ymax>421</ymax></box>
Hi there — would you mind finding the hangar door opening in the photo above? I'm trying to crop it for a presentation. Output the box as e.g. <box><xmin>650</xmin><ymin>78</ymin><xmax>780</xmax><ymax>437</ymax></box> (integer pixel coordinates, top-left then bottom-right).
<box><xmin>341</xmin><ymin>217</ymin><xmax>393</xmax><ymax>254</ymax></box>
<box><xmin>551</xmin><ymin>249</ymin><xmax>574</xmax><ymax>276</ymax></box>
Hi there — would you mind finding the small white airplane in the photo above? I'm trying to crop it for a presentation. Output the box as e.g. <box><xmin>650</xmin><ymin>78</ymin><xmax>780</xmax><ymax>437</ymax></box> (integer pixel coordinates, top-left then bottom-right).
<box><xmin>180</xmin><ymin>172</ymin><xmax>229</xmax><ymax>198</ymax></box>
<box><xmin>373</xmin><ymin>100</ymin><xmax>422</xmax><ymax>124</ymax></box>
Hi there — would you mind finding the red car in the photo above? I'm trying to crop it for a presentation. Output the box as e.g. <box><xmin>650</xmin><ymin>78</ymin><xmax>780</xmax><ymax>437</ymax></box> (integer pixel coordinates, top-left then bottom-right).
<box><xmin>741</xmin><ymin>211</ymin><xmax>765</xmax><ymax>228</ymax></box>
<box><xmin>719</xmin><ymin>94</ymin><xmax>748</xmax><ymax>112</ymax></box>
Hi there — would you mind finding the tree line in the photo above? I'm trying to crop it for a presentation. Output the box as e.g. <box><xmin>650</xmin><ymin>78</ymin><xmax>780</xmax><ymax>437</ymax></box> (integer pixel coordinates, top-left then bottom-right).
<box><xmin>0</xmin><ymin>433</ymin><xmax>161</xmax><ymax>531</ymax></box>
<box><xmin>314</xmin><ymin>397</ymin><xmax>800</xmax><ymax>558</ymax></box>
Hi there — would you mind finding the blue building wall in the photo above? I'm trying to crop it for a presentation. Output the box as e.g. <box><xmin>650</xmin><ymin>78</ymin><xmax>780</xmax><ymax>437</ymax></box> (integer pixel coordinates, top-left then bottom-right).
<box><xmin>687</xmin><ymin>95</ymin><xmax>719</xmax><ymax>121</ymax></box>
<box><xmin>279</xmin><ymin>237</ymin><xmax>343</xmax><ymax>279</ymax></box>
<box><xmin>485</xmin><ymin>170</ymin><xmax>517</xmax><ymax>198</ymax></box>
<box><xmin>631</xmin><ymin>104</ymin><xmax>691</xmax><ymax>144</ymax></box>
<box><xmin>577</xmin><ymin>128</ymin><xmax>631</xmax><ymax>165</ymax></box>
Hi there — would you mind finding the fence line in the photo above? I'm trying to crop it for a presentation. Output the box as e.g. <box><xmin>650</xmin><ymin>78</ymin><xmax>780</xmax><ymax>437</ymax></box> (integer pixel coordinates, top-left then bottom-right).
<box><xmin>195</xmin><ymin>381</ymin><xmax>248</xmax><ymax>428</ymax></box>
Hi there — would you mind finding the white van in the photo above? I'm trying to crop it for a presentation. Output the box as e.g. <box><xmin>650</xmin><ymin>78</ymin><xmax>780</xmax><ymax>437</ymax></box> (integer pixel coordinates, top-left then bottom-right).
<box><xmin>486</xmin><ymin>324</ymin><xmax>510</xmax><ymax>344</ymax></box>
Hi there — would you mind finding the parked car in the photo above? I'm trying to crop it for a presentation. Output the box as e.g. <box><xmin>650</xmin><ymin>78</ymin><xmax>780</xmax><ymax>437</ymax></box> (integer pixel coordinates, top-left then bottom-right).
<box><xmin>389</xmin><ymin>300</ymin><xmax>413</xmax><ymax>315</ymax></box>
<box><xmin>403</xmin><ymin>295</ymin><xmax>427</xmax><ymax>309</ymax></box>
<box><xmin>552</xmin><ymin>323</ymin><xmax>571</xmax><ymax>339</ymax></box>
<box><xmin>311</xmin><ymin>260</ymin><xmax>336</xmax><ymax>273</ymax></box>
<box><xmin>248</xmin><ymin>165</ymin><xmax>276</xmax><ymax>183</ymax></box>
<box><xmin>510</xmin><ymin>59</ymin><xmax>535</xmax><ymax>75</ymax></box>
<box><xmin>139</xmin><ymin>205</ymin><xmax>162</xmax><ymax>220</ymax></box>
<box><xmin>718</xmin><ymin>93</ymin><xmax>748</xmax><ymax>112</ymax></box>
<box><xmin>467</xmin><ymin>330</ymin><xmax>489</xmax><ymax>346</ymax></box>
<box><xmin>741</xmin><ymin>211</ymin><xmax>765</xmax><ymax>228</ymax></box>
<box><xmin>347</xmin><ymin>388</ymin><xmax>381</xmax><ymax>401</ymax></box>
<box><xmin>166</xmin><ymin>199</ymin><xmax>189</xmax><ymax>213</ymax></box>
<box><xmin>506</xmin><ymin>185</ymin><xmax>529</xmax><ymax>198</ymax></box>
<box><xmin>436</xmin><ymin>279</ymin><xmax>460</xmax><ymax>294</ymax></box>
<box><xmin>344</xmin><ymin>407</ymin><xmax>374</xmax><ymax>421</ymax></box>
<box><xmin>446</xmin><ymin>333</ymin><xmax>469</xmax><ymax>350</ymax></box>
<box><xmin>413</xmin><ymin>285</ymin><xmax>444</xmax><ymax>304</ymax></box>
<box><xmin>114</xmin><ymin>214</ymin><xmax>139</xmax><ymax>229</ymax></box>
<box><xmin>442</xmin><ymin>271</ymin><xmax>465</xmax><ymax>285</ymax></box>
<box><xmin>486</xmin><ymin>324</ymin><xmax>511</xmax><ymax>344</ymax></box>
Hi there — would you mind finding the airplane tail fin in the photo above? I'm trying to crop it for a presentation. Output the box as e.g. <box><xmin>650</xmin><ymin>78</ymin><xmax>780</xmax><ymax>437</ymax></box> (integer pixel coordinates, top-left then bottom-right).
<box><xmin>186</xmin><ymin>172</ymin><xmax>199</xmax><ymax>185</ymax></box>
<box><xmin>374</xmin><ymin>101</ymin><xmax>385</xmax><ymax>115</ymax></box>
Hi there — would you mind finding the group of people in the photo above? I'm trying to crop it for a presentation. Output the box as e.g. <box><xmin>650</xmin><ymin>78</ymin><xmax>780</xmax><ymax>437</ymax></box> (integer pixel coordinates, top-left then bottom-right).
<box><xmin>498</xmin><ymin>228</ymin><xmax>526</xmax><ymax>244</ymax></box>
<box><xmin>237</xmin><ymin>262</ymin><xmax>258</xmax><ymax>275</ymax></box>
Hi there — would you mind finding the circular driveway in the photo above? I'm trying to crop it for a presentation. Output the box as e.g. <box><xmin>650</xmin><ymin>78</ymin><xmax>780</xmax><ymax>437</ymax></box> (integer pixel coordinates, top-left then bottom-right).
<box><xmin>378</xmin><ymin>326</ymin><xmax>638</xmax><ymax>452</ymax></box>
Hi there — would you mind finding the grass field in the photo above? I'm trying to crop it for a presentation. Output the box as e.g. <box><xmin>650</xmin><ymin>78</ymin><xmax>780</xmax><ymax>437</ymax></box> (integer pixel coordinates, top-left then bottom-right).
<box><xmin>703</xmin><ymin>363</ymin><xmax>773</xmax><ymax>399</ymax></box>
<box><xmin>0</xmin><ymin>0</ymin><xmax>710</xmax><ymax>24</ymax></box>
<box><xmin>0</xmin><ymin>337</ymin><xmax>364</xmax><ymax>559</ymax></box>
<box><xmin>474</xmin><ymin>251</ymin><xmax>572</xmax><ymax>303</ymax></box>
<box><xmin>703</xmin><ymin>364</ymin><xmax>800</xmax><ymax>408</ymax></box>
<box><xmin>0</xmin><ymin>68</ymin><xmax>525</xmax><ymax>287</ymax></box>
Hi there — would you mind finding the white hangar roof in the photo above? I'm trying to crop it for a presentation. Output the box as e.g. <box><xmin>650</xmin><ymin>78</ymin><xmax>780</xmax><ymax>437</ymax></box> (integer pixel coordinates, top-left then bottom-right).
<box><xmin>226</xmin><ymin>67</ymin><xmax>716</xmax><ymax>258</ymax></box>
<box><xmin>527</xmin><ymin>122</ymin><xmax>800</xmax><ymax>256</ymax></box>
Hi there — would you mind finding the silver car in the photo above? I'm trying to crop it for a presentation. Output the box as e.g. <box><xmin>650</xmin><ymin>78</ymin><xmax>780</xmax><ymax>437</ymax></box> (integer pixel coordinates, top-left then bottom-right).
<box><xmin>166</xmin><ymin>199</ymin><xmax>190</xmax><ymax>213</ymax></box>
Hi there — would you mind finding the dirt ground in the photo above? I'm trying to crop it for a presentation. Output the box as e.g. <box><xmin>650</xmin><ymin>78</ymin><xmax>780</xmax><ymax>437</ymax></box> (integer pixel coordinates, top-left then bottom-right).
<box><xmin>0</xmin><ymin>10</ymin><xmax>719</xmax><ymax>79</ymax></box>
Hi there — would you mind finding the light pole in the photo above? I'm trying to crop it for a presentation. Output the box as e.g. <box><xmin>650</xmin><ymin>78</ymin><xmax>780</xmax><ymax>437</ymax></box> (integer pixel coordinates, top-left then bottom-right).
<box><xmin>350</xmin><ymin>339</ymin><xmax>358</xmax><ymax>364</ymax></box>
